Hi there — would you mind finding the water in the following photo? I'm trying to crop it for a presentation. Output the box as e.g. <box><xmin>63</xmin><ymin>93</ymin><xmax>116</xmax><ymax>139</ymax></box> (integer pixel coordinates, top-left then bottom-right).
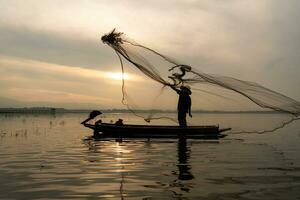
<box><xmin>0</xmin><ymin>113</ymin><xmax>299</xmax><ymax>199</ymax></box>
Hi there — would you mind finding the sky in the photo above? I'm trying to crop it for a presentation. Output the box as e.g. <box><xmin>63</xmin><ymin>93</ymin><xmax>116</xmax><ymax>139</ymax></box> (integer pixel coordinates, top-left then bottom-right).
<box><xmin>0</xmin><ymin>0</ymin><xmax>300</xmax><ymax>109</ymax></box>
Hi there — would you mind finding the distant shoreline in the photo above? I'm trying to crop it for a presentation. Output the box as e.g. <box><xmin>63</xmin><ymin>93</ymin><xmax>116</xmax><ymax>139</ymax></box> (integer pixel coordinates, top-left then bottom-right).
<box><xmin>0</xmin><ymin>107</ymin><xmax>283</xmax><ymax>114</ymax></box>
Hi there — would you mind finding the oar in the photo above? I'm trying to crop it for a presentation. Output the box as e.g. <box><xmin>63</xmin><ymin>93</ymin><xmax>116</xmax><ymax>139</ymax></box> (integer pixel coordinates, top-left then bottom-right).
<box><xmin>81</xmin><ymin>110</ymin><xmax>102</xmax><ymax>124</ymax></box>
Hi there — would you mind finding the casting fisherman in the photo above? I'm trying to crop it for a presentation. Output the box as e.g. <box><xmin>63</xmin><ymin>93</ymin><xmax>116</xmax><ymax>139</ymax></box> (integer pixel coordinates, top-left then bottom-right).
<box><xmin>170</xmin><ymin>85</ymin><xmax>192</xmax><ymax>127</ymax></box>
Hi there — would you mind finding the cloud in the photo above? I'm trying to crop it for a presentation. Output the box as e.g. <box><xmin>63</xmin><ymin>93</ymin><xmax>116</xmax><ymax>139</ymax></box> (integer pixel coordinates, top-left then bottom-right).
<box><xmin>0</xmin><ymin>24</ymin><xmax>117</xmax><ymax>70</ymax></box>
<box><xmin>0</xmin><ymin>0</ymin><xmax>299</xmax><ymax>109</ymax></box>
<box><xmin>0</xmin><ymin>56</ymin><xmax>142</xmax><ymax>108</ymax></box>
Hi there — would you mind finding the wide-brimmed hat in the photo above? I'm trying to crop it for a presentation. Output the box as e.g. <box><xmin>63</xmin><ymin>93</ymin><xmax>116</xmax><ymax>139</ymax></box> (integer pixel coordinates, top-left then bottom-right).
<box><xmin>180</xmin><ymin>85</ymin><xmax>192</xmax><ymax>94</ymax></box>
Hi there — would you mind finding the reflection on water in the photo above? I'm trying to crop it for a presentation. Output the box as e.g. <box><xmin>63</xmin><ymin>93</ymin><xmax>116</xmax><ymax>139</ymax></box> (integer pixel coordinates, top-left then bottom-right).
<box><xmin>0</xmin><ymin>113</ymin><xmax>300</xmax><ymax>199</ymax></box>
<box><xmin>177</xmin><ymin>137</ymin><xmax>194</xmax><ymax>181</ymax></box>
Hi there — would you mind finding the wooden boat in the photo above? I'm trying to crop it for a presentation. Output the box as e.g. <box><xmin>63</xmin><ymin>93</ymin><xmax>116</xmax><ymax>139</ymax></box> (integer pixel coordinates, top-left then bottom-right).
<box><xmin>83</xmin><ymin>123</ymin><xmax>231</xmax><ymax>139</ymax></box>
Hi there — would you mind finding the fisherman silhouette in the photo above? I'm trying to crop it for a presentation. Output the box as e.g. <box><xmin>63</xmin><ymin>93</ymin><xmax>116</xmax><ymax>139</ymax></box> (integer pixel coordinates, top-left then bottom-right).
<box><xmin>170</xmin><ymin>85</ymin><xmax>192</xmax><ymax>127</ymax></box>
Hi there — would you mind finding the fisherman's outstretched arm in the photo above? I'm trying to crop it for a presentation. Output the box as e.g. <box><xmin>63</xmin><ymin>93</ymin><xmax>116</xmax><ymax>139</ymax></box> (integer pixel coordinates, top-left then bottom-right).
<box><xmin>166</xmin><ymin>83</ymin><xmax>180</xmax><ymax>93</ymax></box>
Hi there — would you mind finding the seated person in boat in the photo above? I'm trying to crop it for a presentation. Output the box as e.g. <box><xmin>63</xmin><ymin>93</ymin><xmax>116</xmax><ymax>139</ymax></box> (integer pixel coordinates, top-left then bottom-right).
<box><xmin>170</xmin><ymin>85</ymin><xmax>192</xmax><ymax>127</ymax></box>
<box><xmin>115</xmin><ymin>119</ymin><xmax>124</xmax><ymax>126</ymax></box>
<box><xmin>95</xmin><ymin>119</ymin><xmax>102</xmax><ymax>125</ymax></box>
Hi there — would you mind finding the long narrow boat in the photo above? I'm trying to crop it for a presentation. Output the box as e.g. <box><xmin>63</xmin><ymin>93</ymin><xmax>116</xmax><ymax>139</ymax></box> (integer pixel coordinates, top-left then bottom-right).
<box><xmin>83</xmin><ymin>123</ymin><xmax>231</xmax><ymax>139</ymax></box>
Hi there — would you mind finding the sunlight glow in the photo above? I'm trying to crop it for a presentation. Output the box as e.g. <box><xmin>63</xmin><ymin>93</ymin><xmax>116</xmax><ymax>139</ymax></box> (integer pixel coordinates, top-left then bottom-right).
<box><xmin>106</xmin><ymin>72</ymin><xmax>129</xmax><ymax>80</ymax></box>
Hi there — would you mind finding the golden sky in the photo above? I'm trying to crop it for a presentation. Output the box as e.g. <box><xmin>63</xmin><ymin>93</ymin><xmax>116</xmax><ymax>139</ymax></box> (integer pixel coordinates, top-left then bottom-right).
<box><xmin>0</xmin><ymin>0</ymin><xmax>299</xmax><ymax>109</ymax></box>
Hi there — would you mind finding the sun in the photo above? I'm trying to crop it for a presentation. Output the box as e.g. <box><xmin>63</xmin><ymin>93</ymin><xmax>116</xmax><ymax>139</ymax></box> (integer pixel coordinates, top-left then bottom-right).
<box><xmin>106</xmin><ymin>72</ymin><xmax>129</xmax><ymax>80</ymax></box>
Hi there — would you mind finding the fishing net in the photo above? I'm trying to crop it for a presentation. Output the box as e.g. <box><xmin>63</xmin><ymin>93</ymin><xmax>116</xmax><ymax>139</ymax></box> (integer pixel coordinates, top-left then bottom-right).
<box><xmin>101</xmin><ymin>29</ymin><xmax>300</xmax><ymax>133</ymax></box>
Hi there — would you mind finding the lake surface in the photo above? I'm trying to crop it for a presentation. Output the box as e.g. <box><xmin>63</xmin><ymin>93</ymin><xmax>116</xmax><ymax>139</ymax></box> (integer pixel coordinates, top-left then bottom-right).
<box><xmin>0</xmin><ymin>113</ymin><xmax>299</xmax><ymax>199</ymax></box>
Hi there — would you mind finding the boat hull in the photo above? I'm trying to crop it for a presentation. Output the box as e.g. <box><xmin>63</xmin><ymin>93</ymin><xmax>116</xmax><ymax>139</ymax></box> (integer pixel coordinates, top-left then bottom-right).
<box><xmin>84</xmin><ymin>123</ymin><xmax>230</xmax><ymax>139</ymax></box>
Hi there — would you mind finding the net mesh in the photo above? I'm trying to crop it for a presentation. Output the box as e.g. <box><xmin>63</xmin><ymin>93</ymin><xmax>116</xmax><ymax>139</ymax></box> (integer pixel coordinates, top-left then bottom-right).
<box><xmin>101</xmin><ymin>29</ymin><xmax>300</xmax><ymax>132</ymax></box>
